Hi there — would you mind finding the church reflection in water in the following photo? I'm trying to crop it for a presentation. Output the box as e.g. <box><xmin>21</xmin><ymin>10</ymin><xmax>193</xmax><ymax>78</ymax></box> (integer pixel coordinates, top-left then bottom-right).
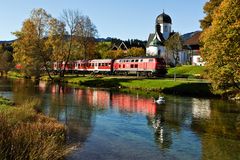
<box><xmin>1</xmin><ymin>78</ymin><xmax>240</xmax><ymax>159</ymax></box>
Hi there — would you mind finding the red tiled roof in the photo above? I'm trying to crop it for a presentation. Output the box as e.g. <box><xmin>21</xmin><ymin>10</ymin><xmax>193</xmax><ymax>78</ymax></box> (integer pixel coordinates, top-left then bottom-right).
<box><xmin>184</xmin><ymin>31</ymin><xmax>202</xmax><ymax>46</ymax></box>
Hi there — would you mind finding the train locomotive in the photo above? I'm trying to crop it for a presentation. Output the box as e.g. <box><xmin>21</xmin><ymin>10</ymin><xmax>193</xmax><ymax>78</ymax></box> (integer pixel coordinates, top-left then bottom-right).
<box><xmin>53</xmin><ymin>57</ymin><xmax>167</xmax><ymax>77</ymax></box>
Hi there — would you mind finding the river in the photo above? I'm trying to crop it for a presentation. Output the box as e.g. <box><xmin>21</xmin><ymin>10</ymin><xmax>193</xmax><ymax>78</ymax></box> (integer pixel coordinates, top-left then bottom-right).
<box><xmin>0</xmin><ymin>77</ymin><xmax>240</xmax><ymax>160</ymax></box>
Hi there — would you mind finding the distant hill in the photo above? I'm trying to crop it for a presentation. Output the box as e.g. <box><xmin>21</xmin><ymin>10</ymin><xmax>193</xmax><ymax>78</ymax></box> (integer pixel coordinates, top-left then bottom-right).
<box><xmin>0</xmin><ymin>40</ymin><xmax>15</xmax><ymax>44</ymax></box>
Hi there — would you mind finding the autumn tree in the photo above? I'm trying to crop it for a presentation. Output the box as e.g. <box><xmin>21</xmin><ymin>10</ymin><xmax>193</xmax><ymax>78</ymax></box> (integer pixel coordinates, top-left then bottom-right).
<box><xmin>164</xmin><ymin>32</ymin><xmax>183</xmax><ymax>81</ymax></box>
<box><xmin>46</xmin><ymin>18</ymin><xmax>67</xmax><ymax>70</ymax></box>
<box><xmin>200</xmin><ymin>0</ymin><xmax>240</xmax><ymax>97</ymax></box>
<box><xmin>95</xmin><ymin>42</ymin><xmax>112</xmax><ymax>59</ymax></box>
<box><xmin>200</xmin><ymin>0</ymin><xmax>223</xmax><ymax>29</ymax></box>
<box><xmin>13</xmin><ymin>20</ymin><xmax>41</xmax><ymax>77</ymax></box>
<box><xmin>58</xmin><ymin>9</ymin><xmax>83</xmax><ymax>77</ymax></box>
<box><xmin>0</xmin><ymin>44</ymin><xmax>13</xmax><ymax>74</ymax></box>
<box><xmin>13</xmin><ymin>8</ymin><xmax>53</xmax><ymax>78</ymax></box>
<box><xmin>126</xmin><ymin>47</ymin><xmax>145</xmax><ymax>57</ymax></box>
<box><xmin>164</xmin><ymin>32</ymin><xmax>183</xmax><ymax>66</ymax></box>
<box><xmin>75</xmin><ymin>16</ymin><xmax>98</xmax><ymax>59</ymax></box>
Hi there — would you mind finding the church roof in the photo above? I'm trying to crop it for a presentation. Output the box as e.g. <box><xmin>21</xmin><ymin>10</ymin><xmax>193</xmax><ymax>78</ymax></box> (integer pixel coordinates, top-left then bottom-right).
<box><xmin>146</xmin><ymin>33</ymin><xmax>164</xmax><ymax>47</ymax></box>
<box><xmin>156</xmin><ymin>12</ymin><xmax>172</xmax><ymax>24</ymax></box>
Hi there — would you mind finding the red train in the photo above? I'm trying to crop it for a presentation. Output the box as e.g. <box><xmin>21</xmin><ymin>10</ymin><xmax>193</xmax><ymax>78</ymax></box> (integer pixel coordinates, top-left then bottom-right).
<box><xmin>53</xmin><ymin>57</ymin><xmax>167</xmax><ymax>77</ymax></box>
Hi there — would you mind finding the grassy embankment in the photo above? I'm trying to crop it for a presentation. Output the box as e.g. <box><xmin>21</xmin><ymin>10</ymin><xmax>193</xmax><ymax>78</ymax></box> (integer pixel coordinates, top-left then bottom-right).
<box><xmin>167</xmin><ymin>65</ymin><xmax>205</xmax><ymax>78</ymax></box>
<box><xmin>41</xmin><ymin>65</ymin><xmax>213</xmax><ymax>97</ymax></box>
<box><xmin>0</xmin><ymin>96</ymin><xmax>70</xmax><ymax>160</ymax></box>
<box><xmin>10</xmin><ymin>65</ymin><xmax>213</xmax><ymax>97</ymax></box>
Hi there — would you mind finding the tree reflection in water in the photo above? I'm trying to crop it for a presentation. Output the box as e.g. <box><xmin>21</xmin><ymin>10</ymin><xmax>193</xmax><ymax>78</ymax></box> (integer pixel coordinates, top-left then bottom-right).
<box><xmin>1</xmin><ymin>78</ymin><xmax>240</xmax><ymax>160</ymax></box>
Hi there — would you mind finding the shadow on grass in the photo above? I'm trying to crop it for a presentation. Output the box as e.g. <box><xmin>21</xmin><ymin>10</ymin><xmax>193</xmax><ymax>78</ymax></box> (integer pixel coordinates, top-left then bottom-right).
<box><xmin>162</xmin><ymin>82</ymin><xmax>218</xmax><ymax>98</ymax></box>
<box><xmin>79</xmin><ymin>78</ymin><xmax>135</xmax><ymax>88</ymax></box>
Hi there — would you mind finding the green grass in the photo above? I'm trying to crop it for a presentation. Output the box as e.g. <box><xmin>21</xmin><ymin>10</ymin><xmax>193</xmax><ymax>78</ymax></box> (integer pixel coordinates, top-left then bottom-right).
<box><xmin>7</xmin><ymin>71</ymin><xmax>25</xmax><ymax>79</ymax></box>
<box><xmin>167</xmin><ymin>65</ymin><xmax>205</xmax><ymax>78</ymax></box>
<box><xmin>44</xmin><ymin>75</ymin><xmax>214</xmax><ymax>97</ymax></box>
<box><xmin>120</xmin><ymin>79</ymin><xmax>184</xmax><ymax>90</ymax></box>
<box><xmin>0</xmin><ymin>97</ymin><xmax>70</xmax><ymax>160</ymax></box>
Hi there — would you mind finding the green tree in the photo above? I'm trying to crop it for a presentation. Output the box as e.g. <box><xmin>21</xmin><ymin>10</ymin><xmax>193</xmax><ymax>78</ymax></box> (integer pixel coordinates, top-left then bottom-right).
<box><xmin>95</xmin><ymin>42</ymin><xmax>112</xmax><ymax>59</ymax></box>
<box><xmin>200</xmin><ymin>0</ymin><xmax>240</xmax><ymax>97</ymax></box>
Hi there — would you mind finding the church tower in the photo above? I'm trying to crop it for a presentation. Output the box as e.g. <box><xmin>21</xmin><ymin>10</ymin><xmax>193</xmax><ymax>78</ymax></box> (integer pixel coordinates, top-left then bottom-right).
<box><xmin>156</xmin><ymin>11</ymin><xmax>172</xmax><ymax>40</ymax></box>
<box><xmin>146</xmin><ymin>11</ymin><xmax>172</xmax><ymax>57</ymax></box>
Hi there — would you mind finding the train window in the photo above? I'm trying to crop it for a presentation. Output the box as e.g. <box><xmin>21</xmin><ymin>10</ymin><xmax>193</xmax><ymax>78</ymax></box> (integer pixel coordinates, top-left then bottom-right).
<box><xmin>135</xmin><ymin>59</ymin><xmax>139</xmax><ymax>62</ymax></box>
<box><xmin>140</xmin><ymin>59</ymin><xmax>143</xmax><ymax>62</ymax></box>
<box><xmin>130</xmin><ymin>64</ymin><xmax>134</xmax><ymax>68</ymax></box>
<box><xmin>135</xmin><ymin>64</ymin><xmax>138</xmax><ymax>68</ymax></box>
<box><xmin>119</xmin><ymin>64</ymin><xmax>121</xmax><ymax>68</ymax></box>
<box><xmin>149</xmin><ymin>59</ymin><xmax>153</xmax><ymax>62</ymax></box>
<box><xmin>131</xmin><ymin>59</ymin><xmax>134</xmax><ymax>62</ymax></box>
<box><xmin>126</xmin><ymin>60</ymin><xmax>129</xmax><ymax>62</ymax></box>
<box><xmin>78</xmin><ymin>64</ymin><xmax>80</xmax><ymax>67</ymax></box>
<box><xmin>123</xmin><ymin>64</ymin><xmax>125</xmax><ymax>68</ymax></box>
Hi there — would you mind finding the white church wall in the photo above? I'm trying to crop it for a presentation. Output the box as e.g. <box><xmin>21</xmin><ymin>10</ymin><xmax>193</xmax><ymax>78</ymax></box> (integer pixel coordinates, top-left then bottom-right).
<box><xmin>146</xmin><ymin>46</ymin><xmax>158</xmax><ymax>56</ymax></box>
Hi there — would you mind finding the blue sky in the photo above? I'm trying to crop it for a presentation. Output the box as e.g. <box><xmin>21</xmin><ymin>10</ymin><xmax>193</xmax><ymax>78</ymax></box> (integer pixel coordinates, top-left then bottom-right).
<box><xmin>0</xmin><ymin>0</ymin><xmax>207</xmax><ymax>41</ymax></box>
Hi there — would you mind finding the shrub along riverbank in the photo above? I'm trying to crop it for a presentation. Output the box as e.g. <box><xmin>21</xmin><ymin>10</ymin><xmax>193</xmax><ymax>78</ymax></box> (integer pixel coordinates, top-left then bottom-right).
<box><xmin>0</xmin><ymin>96</ymin><xmax>70</xmax><ymax>160</ymax></box>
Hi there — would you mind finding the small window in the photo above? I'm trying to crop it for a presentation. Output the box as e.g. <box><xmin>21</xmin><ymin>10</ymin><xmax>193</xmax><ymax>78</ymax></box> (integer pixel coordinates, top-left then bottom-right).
<box><xmin>130</xmin><ymin>64</ymin><xmax>134</xmax><ymax>68</ymax></box>
<box><xmin>123</xmin><ymin>64</ymin><xmax>125</xmax><ymax>68</ymax></box>
<box><xmin>149</xmin><ymin>59</ymin><xmax>153</xmax><ymax>62</ymax></box>
<box><xmin>140</xmin><ymin>59</ymin><xmax>143</xmax><ymax>62</ymax></box>
<box><xmin>135</xmin><ymin>64</ymin><xmax>138</xmax><ymax>68</ymax></box>
<box><xmin>119</xmin><ymin>64</ymin><xmax>121</xmax><ymax>68</ymax></box>
<box><xmin>135</xmin><ymin>60</ymin><xmax>139</xmax><ymax>62</ymax></box>
<box><xmin>131</xmin><ymin>59</ymin><xmax>134</xmax><ymax>62</ymax></box>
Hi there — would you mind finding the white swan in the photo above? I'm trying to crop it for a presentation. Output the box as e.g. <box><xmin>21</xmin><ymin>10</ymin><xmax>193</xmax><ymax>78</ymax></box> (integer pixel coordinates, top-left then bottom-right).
<box><xmin>153</xmin><ymin>96</ymin><xmax>165</xmax><ymax>104</ymax></box>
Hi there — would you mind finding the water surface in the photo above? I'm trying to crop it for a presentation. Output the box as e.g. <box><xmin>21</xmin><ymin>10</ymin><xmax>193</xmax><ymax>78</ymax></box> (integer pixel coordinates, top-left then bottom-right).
<box><xmin>0</xmin><ymin>77</ymin><xmax>240</xmax><ymax>160</ymax></box>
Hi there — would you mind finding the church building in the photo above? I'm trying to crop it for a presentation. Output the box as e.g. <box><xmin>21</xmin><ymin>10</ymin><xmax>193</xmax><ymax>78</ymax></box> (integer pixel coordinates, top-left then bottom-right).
<box><xmin>146</xmin><ymin>12</ymin><xmax>174</xmax><ymax>58</ymax></box>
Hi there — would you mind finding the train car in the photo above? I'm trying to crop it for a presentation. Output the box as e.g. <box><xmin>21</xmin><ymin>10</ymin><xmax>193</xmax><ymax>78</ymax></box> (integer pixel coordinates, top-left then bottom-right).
<box><xmin>74</xmin><ymin>59</ymin><xmax>113</xmax><ymax>74</ymax></box>
<box><xmin>113</xmin><ymin>57</ymin><xmax>167</xmax><ymax>76</ymax></box>
<box><xmin>53</xmin><ymin>61</ymin><xmax>75</xmax><ymax>73</ymax></box>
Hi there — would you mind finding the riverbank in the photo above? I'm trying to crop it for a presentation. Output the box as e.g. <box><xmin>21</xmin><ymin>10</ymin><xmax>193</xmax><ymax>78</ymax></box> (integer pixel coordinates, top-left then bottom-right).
<box><xmin>6</xmin><ymin>69</ymin><xmax>217</xmax><ymax>98</ymax></box>
<box><xmin>0</xmin><ymin>96</ymin><xmax>70</xmax><ymax>159</ymax></box>
<box><xmin>40</xmin><ymin>75</ymin><xmax>216</xmax><ymax>98</ymax></box>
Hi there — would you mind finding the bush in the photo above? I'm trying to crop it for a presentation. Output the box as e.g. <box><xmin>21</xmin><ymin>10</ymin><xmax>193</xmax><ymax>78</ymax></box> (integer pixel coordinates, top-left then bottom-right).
<box><xmin>0</xmin><ymin>98</ymin><xmax>70</xmax><ymax>160</ymax></box>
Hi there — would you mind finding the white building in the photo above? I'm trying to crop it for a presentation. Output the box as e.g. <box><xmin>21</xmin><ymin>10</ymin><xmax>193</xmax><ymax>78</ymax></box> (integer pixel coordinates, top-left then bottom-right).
<box><xmin>146</xmin><ymin>12</ymin><xmax>173</xmax><ymax>58</ymax></box>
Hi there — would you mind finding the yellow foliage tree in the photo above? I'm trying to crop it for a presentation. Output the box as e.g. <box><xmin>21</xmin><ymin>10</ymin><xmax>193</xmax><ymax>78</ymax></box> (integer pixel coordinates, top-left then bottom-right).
<box><xmin>13</xmin><ymin>20</ymin><xmax>40</xmax><ymax>77</ymax></box>
<box><xmin>200</xmin><ymin>0</ymin><xmax>240</xmax><ymax>97</ymax></box>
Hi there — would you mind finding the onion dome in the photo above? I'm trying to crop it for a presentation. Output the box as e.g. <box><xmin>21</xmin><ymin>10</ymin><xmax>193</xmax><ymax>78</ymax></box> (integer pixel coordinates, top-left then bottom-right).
<box><xmin>156</xmin><ymin>12</ymin><xmax>172</xmax><ymax>24</ymax></box>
